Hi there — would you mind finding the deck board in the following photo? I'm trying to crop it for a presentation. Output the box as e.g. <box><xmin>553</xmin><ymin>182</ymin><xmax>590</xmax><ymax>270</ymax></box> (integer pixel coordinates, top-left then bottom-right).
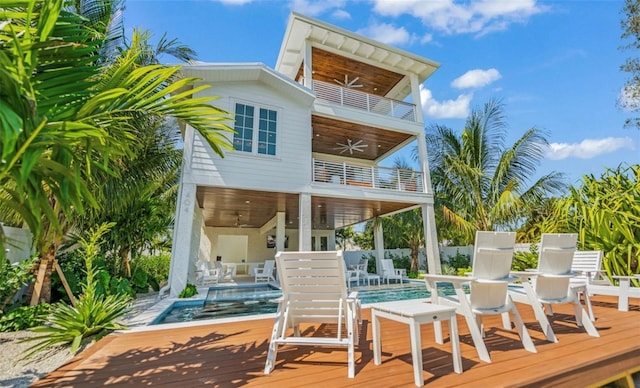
<box><xmin>32</xmin><ymin>295</ymin><xmax>640</xmax><ymax>387</ymax></box>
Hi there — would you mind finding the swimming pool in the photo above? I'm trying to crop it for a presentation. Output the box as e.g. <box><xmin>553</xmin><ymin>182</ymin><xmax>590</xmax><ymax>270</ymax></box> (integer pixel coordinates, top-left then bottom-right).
<box><xmin>151</xmin><ymin>282</ymin><xmax>435</xmax><ymax>325</ymax></box>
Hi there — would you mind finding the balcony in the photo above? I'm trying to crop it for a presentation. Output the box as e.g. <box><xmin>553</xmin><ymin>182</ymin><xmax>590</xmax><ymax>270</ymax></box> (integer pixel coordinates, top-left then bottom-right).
<box><xmin>313</xmin><ymin>159</ymin><xmax>424</xmax><ymax>192</ymax></box>
<box><xmin>312</xmin><ymin>80</ymin><xmax>416</xmax><ymax>122</ymax></box>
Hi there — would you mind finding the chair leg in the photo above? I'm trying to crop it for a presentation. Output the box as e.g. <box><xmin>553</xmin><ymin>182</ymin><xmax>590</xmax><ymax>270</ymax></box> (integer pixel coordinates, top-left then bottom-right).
<box><xmin>264</xmin><ymin>302</ymin><xmax>285</xmax><ymax>374</ymax></box>
<box><xmin>507</xmin><ymin>298</ymin><xmax>537</xmax><ymax>353</ymax></box>
<box><xmin>571</xmin><ymin>296</ymin><xmax>599</xmax><ymax>337</ymax></box>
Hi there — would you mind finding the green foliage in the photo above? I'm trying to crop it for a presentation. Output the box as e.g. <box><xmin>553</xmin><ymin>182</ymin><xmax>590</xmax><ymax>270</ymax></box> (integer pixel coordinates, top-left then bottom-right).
<box><xmin>544</xmin><ymin>164</ymin><xmax>639</xmax><ymax>285</ymax></box>
<box><xmin>0</xmin><ymin>258</ymin><xmax>35</xmax><ymax>312</ymax></box>
<box><xmin>512</xmin><ymin>245</ymin><xmax>539</xmax><ymax>272</ymax></box>
<box><xmin>423</xmin><ymin>99</ymin><xmax>566</xmax><ymax>244</ymax></box>
<box><xmin>133</xmin><ymin>254</ymin><xmax>170</xmax><ymax>288</ymax></box>
<box><xmin>22</xmin><ymin>223</ymin><xmax>132</xmax><ymax>358</ymax></box>
<box><xmin>178</xmin><ymin>284</ymin><xmax>198</xmax><ymax>298</ymax></box>
<box><xmin>456</xmin><ymin>266</ymin><xmax>473</xmax><ymax>277</ymax></box>
<box><xmin>0</xmin><ymin>304</ymin><xmax>50</xmax><ymax>332</ymax></box>
<box><xmin>444</xmin><ymin>251</ymin><xmax>471</xmax><ymax>270</ymax></box>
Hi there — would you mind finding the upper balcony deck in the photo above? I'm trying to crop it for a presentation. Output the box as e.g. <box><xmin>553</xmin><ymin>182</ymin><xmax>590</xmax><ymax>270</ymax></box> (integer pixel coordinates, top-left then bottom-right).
<box><xmin>312</xmin><ymin>79</ymin><xmax>417</xmax><ymax>122</ymax></box>
<box><xmin>312</xmin><ymin>158</ymin><xmax>424</xmax><ymax>193</ymax></box>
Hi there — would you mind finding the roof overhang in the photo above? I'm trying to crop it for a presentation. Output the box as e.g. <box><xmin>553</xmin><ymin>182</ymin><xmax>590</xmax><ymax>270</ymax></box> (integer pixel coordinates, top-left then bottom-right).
<box><xmin>179</xmin><ymin>62</ymin><xmax>316</xmax><ymax>106</ymax></box>
<box><xmin>276</xmin><ymin>12</ymin><xmax>440</xmax><ymax>100</ymax></box>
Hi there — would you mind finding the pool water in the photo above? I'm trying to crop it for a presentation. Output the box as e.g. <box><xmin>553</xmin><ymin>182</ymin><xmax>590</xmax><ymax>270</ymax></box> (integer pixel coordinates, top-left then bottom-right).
<box><xmin>152</xmin><ymin>282</ymin><xmax>435</xmax><ymax>325</ymax></box>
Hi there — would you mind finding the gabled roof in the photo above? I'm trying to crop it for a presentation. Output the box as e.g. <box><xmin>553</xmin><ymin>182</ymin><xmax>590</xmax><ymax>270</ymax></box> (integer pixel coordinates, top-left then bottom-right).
<box><xmin>276</xmin><ymin>12</ymin><xmax>440</xmax><ymax>99</ymax></box>
<box><xmin>180</xmin><ymin>62</ymin><xmax>316</xmax><ymax>106</ymax></box>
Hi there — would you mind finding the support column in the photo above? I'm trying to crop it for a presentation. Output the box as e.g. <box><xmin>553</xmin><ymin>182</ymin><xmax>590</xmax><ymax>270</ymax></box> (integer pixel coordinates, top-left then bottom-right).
<box><xmin>418</xmin><ymin>130</ymin><xmax>442</xmax><ymax>274</ymax></box>
<box><xmin>303</xmin><ymin>40</ymin><xmax>313</xmax><ymax>88</ymax></box>
<box><xmin>276</xmin><ymin>212</ymin><xmax>286</xmax><ymax>252</ymax></box>
<box><xmin>168</xmin><ymin>181</ymin><xmax>200</xmax><ymax>297</ymax></box>
<box><xmin>374</xmin><ymin>219</ymin><xmax>385</xmax><ymax>275</ymax></box>
<box><xmin>299</xmin><ymin>193</ymin><xmax>312</xmax><ymax>251</ymax></box>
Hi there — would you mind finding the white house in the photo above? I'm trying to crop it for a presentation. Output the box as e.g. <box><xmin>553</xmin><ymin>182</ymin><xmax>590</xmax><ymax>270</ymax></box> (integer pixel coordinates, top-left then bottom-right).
<box><xmin>166</xmin><ymin>12</ymin><xmax>442</xmax><ymax>297</ymax></box>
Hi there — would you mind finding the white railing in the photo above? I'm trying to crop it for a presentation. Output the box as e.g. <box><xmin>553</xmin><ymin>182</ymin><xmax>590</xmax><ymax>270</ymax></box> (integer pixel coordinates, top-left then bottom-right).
<box><xmin>313</xmin><ymin>159</ymin><xmax>424</xmax><ymax>192</ymax></box>
<box><xmin>313</xmin><ymin>80</ymin><xmax>416</xmax><ymax>122</ymax></box>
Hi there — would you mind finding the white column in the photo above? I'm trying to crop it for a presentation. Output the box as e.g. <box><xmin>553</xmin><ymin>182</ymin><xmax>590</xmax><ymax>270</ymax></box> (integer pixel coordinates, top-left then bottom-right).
<box><xmin>299</xmin><ymin>193</ymin><xmax>312</xmax><ymax>251</ymax></box>
<box><xmin>303</xmin><ymin>40</ymin><xmax>313</xmax><ymax>89</ymax></box>
<box><xmin>169</xmin><ymin>181</ymin><xmax>200</xmax><ymax>297</ymax></box>
<box><xmin>276</xmin><ymin>212</ymin><xmax>286</xmax><ymax>252</ymax></box>
<box><xmin>409</xmin><ymin>73</ymin><xmax>425</xmax><ymax>123</ymax></box>
<box><xmin>421</xmin><ymin>204</ymin><xmax>441</xmax><ymax>274</ymax></box>
<box><xmin>374</xmin><ymin>219</ymin><xmax>385</xmax><ymax>275</ymax></box>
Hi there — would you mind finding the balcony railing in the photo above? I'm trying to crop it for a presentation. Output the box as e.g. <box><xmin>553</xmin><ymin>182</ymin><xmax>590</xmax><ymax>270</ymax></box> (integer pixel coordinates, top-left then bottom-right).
<box><xmin>313</xmin><ymin>159</ymin><xmax>424</xmax><ymax>193</ymax></box>
<box><xmin>313</xmin><ymin>80</ymin><xmax>416</xmax><ymax>122</ymax></box>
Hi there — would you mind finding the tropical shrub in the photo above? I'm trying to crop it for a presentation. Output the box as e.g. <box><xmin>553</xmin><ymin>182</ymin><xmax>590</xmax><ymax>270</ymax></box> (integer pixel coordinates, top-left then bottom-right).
<box><xmin>178</xmin><ymin>284</ymin><xmax>198</xmax><ymax>298</ymax></box>
<box><xmin>543</xmin><ymin>164</ymin><xmax>639</xmax><ymax>285</ymax></box>
<box><xmin>22</xmin><ymin>224</ymin><xmax>131</xmax><ymax>358</ymax></box>
<box><xmin>512</xmin><ymin>245</ymin><xmax>539</xmax><ymax>272</ymax></box>
<box><xmin>0</xmin><ymin>304</ymin><xmax>50</xmax><ymax>332</ymax></box>
<box><xmin>0</xmin><ymin>258</ymin><xmax>35</xmax><ymax>312</ymax></box>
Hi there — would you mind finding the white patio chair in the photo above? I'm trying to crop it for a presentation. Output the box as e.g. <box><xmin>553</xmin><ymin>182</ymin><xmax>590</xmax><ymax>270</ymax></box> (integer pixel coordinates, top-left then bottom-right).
<box><xmin>381</xmin><ymin>259</ymin><xmax>405</xmax><ymax>284</ymax></box>
<box><xmin>423</xmin><ymin>231</ymin><xmax>536</xmax><ymax>363</ymax></box>
<box><xmin>196</xmin><ymin>261</ymin><xmax>223</xmax><ymax>285</ymax></box>
<box><xmin>254</xmin><ymin>259</ymin><xmax>276</xmax><ymax>283</ymax></box>
<box><xmin>264</xmin><ymin>251</ymin><xmax>360</xmax><ymax>378</ymax></box>
<box><xmin>572</xmin><ymin>250</ymin><xmax>640</xmax><ymax>313</ymax></box>
<box><xmin>509</xmin><ymin>233</ymin><xmax>599</xmax><ymax>343</ymax></box>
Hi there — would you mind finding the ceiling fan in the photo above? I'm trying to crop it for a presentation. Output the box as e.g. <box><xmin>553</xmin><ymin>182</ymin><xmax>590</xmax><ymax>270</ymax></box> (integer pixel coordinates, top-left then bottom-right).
<box><xmin>234</xmin><ymin>213</ymin><xmax>250</xmax><ymax>228</ymax></box>
<box><xmin>333</xmin><ymin>139</ymin><xmax>368</xmax><ymax>155</ymax></box>
<box><xmin>333</xmin><ymin>74</ymin><xmax>363</xmax><ymax>89</ymax></box>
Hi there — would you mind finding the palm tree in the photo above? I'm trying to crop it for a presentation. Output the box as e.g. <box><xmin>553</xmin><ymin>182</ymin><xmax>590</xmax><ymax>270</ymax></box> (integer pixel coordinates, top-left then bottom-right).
<box><xmin>419</xmin><ymin>99</ymin><xmax>566</xmax><ymax>244</ymax></box>
<box><xmin>0</xmin><ymin>0</ymin><xmax>233</xmax><ymax>302</ymax></box>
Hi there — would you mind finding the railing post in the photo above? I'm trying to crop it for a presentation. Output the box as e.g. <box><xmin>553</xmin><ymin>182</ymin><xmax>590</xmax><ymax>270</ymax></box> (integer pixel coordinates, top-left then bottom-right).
<box><xmin>371</xmin><ymin>166</ymin><xmax>375</xmax><ymax>188</ymax></box>
<box><xmin>397</xmin><ymin>169</ymin><xmax>402</xmax><ymax>190</ymax></box>
<box><xmin>342</xmin><ymin>162</ymin><xmax>347</xmax><ymax>184</ymax></box>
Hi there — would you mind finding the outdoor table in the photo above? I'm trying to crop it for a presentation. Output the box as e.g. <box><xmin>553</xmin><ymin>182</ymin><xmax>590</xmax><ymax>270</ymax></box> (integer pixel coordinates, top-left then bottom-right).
<box><xmin>370</xmin><ymin>299</ymin><xmax>462</xmax><ymax>387</ymax></box>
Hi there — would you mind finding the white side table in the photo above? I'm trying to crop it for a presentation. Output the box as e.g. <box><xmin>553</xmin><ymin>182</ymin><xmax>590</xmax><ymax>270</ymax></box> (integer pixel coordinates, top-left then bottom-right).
<box><xmin>370</xmin><ymin>299</ymin><xmax>462</xmax><ymax>387</ymax></box>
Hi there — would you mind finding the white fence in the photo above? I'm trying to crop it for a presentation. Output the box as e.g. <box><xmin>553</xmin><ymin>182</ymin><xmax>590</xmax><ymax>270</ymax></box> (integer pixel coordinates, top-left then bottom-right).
<box><xmin>2</xmin><ymin>225</ymin><xmax>33</xmax><ymax>264</ymax></box>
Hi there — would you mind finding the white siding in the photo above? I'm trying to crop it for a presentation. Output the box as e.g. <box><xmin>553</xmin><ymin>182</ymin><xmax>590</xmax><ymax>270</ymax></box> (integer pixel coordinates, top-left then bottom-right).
<box><xmin>184</xmin><ymin>81</ymin><xmax>312</xmax><ymax>193</ymax></box>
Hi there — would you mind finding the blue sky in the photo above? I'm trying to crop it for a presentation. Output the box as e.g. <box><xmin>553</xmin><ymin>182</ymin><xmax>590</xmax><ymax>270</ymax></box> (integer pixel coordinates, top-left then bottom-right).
<box><xmin>125</xmin><ymin>0</ymin><xmax>639</xmax><ymax>185</ymax></box>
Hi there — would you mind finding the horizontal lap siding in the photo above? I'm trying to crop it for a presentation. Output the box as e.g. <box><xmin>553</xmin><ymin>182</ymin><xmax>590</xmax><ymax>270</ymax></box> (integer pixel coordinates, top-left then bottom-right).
<box><xmin>186</xmin><ymin>82</ymin><xmax>312</xmax><ymax>192</ymax></box>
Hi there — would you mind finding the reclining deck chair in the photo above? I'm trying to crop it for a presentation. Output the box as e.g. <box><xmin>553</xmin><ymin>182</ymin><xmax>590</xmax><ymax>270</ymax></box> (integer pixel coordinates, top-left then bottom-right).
<box><xmin>509</xmin><ymin>233</ymin><xmax>599</xmax><ymax>343</ymax></box>
<box><xmin>264</xmin><ymin>251</ymin><xmax>360</xmax><ymax>378</ymax></box>
<box><xmin>423</xmin><ymin>231</ymin><xmax>536</xmax><ymax>363</ymax></box>
<box><xmin>572</xmin><ymin>250</ymin><xmax>640</xmax><ymax>312</ymax></box>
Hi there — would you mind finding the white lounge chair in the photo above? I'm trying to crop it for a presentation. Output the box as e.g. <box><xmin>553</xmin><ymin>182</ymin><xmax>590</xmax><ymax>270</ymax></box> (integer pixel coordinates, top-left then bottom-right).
<box><xmin>264</xmin><ymin>251</ymin><xmax>360</xmax><ymax>378</ymax></box>
<box><xmin>423</xmin><ymin>231</ymin><xmax>536</xmax><ymax>363</ymax></box>
<box><xmin>254</xmin><ymin>260</ymin><xmax>276</xmax><ymax>283</ymax></box>
<box><xmin>509</xmin><ymin>233</ymin><xmax>599</xmax><ymax>343</ymax></box>
<box><xmin>381</xmin><ymin>259</ymin><xmax>405</xmax><ymax>284</ymax></box>
<box><xmin>572</xmin><ymin>250</ymin><xmax>640</xmax><ymax>312</ymax></box>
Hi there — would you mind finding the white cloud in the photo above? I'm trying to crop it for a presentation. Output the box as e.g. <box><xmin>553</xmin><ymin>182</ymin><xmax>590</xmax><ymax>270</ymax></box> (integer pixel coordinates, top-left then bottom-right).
<box><xmin>420</xmin><ymin>86</ymin><xmax>472</xmax><ymax>119</ymax></box>
<box><xmin>372</xmin><ymin>0</ymin><xmax>547</xmax><ymax>36</ymax></box>
<box><xmin>357</xmin><ymin>22</ymin><xmax>413</xmax><ymax>45</ymax></box>
<box><xmin>451</xmin><ymin>68</ymin><xmax>501</xmax><ymax>89</ymax></box>
<box><xmin>290</xmin><ymin>0</ymin><xmax>346</xmax><ymax>17</ymax></box>
<box><xmin>546</xmin><ymin>137</ymin><xmax>636</xmax><ymax>160</ymax></box>
<box><xmin>331</xmin><ymin>9</ymin><xmax>351</xmax><ymax>20</ymax></box>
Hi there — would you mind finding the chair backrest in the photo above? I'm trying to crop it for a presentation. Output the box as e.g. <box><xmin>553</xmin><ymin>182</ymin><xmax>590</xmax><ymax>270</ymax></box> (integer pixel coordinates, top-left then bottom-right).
<box><xmin>380</xmin><ymin>259</ymin><xmax>395</xmax><ymax>276</ymax></box>
<box><xmin>275</xmin><ymin>251</ymin><xmax>347</xmax><ymax>326</ymax></box>
<box><xmin>537</xmin><ymin>233</ymin><xmax>578</xmax><ymax>275</ymax></box>
<box><xmin>263</xmin><ymin>259</ymin><xmax>275</xmax><ymax>273</ymax></box>
<box><xmin>471</xmin><ymin>231</ymin><xmax>517</xmax><ymax>281</ymax></box>
<box><xmin>571</xmin><ymin>251</ymin><xmax>603</xmax><ymax>276</ymax></box>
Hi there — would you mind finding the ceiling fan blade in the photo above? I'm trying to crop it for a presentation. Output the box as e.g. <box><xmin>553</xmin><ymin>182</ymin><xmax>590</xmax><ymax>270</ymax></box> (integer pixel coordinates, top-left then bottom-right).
<box><xmin>348</xmin><ymin>77</ymin><xmax>360</xmax><ymax>86</ymax></box>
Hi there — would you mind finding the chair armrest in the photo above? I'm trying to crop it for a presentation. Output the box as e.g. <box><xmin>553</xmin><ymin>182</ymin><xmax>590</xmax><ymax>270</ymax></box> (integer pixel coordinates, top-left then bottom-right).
<box><xmin>510</xmin><ymin>271</ymin><xmax>539</xmax><ymax>281</ymax></box>
<box><xmin>347</xmin><ymin>291</ymin><xmax>359</xmax><ymax>300</ymax></box>
<box><xmin>422</xmin><ymin>274</ymin><xmax>473</xmax><ymax>287</ymax></box>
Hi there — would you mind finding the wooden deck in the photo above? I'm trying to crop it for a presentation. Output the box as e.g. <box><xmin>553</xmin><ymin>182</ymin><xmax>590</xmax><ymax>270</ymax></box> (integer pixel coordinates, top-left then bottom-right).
<box><xmin>33</xmin><ymin>295</ymin><xmax>640</xmax><ymax>387</ymax></box>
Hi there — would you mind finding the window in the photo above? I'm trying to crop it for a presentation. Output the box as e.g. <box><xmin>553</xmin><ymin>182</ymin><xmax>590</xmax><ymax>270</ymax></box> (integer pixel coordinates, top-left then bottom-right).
<box><xmin>233</xmin><ymin>103</ymin><xmax>277</xmax><ymax>156</ymax></box>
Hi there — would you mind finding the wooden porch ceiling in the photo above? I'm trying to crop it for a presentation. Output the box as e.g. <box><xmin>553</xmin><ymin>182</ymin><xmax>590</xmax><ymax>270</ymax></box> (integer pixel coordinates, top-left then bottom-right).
<box><xmin>297</xmin><ymin>48</ymin><xmax>405</xmax><ymax>97</ymax></box>
<box><xmin>196</xmin><ymin>187</ymin><xmax>416</xmax><ymax>230</ymax></box>
<box><xmin>312</xmin><ymin>115</ymin><xmax>413</xmax><ymax>161</ymax></box>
